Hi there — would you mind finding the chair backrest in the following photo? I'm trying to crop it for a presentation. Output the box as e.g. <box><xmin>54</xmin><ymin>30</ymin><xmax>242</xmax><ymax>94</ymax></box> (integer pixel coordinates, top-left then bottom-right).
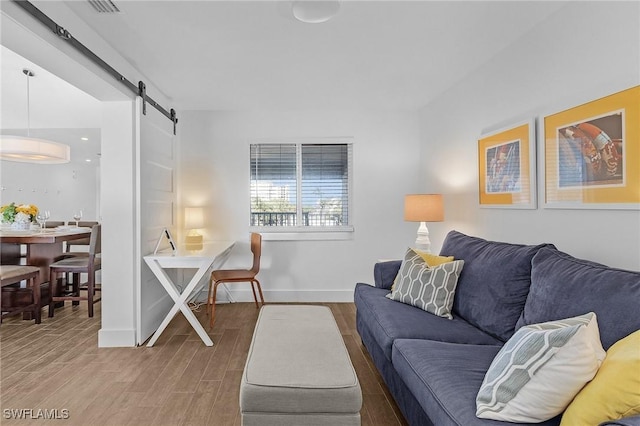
<box><xmin>89</xmin><ymin>224</ymin><xmax>102</xmax><ymax>258</ymax></box>
<box><xmin>77</xmin><ymin>221</ymin><xmax>100</xmax><ymax>228</ymax></box>
<box><xmin>66</xmin><ymin>221</ymin><xmax>100</xmax><ymax>252</ymax></box>
<box><xmin>44</xmin><ymin>221</ymin><xmax>65</xmax><ymax>228</ymax></box>
<box><xmin>250</xmin><ymin>233</ymin><xmax>262</xmax><ymax>274</ymax></box>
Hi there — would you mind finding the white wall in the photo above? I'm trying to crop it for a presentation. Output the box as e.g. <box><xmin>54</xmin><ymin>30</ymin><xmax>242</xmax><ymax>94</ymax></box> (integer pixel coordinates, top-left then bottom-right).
<box><xmin>419</xmin><ymin>1</ymin><xmax>640</xmax><ymax>270</ymax></box>
<box><xmin>179</xmin><ymin>110</ymin><xmax>422</xmax><ymax>301</ymax></box>
<box><xmin>0</xmin><ymin>158</ymin><xmax>99</xmax><ymax>223</ymax></box>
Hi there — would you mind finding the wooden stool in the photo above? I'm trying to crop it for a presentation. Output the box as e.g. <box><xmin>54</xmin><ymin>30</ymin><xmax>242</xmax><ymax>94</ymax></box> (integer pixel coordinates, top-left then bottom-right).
<box><xmin>0</xmin><ymin>265</ymin><xmax>41</xmax><ymax>324</ymax></box>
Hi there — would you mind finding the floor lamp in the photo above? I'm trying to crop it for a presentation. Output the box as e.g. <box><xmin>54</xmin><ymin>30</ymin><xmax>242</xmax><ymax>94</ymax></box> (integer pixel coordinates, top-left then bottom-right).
<box><xmin>404</xmin><ymin>194</ymin><xmax>444</xmax><ymax>253</ymax></box>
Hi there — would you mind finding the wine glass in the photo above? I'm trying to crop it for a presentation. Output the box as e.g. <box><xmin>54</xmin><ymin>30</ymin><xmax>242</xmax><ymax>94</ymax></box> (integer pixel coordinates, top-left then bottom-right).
<box><xmin>73</xmin><ymin>210</ymin><xmax>83</xmax><ymax>227</ymax></box>
<box><xmin>36</xmin><ymin>212</ymin><xmax>46</xmax><ymax>231</ymax></box>
<box><xmin>43</xmin><ymin>210</ymin><xmax>50</xmax><ymax>229</ymax></box>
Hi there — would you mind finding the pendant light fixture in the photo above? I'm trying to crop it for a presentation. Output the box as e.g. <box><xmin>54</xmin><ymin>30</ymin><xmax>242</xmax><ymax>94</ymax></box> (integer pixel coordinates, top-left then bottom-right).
<box><xmin>291</xmin><ymin>1</ymin><xmax>341</xmax><ymax>24</ymax></box>
<box><xmin>0</xmin><ymin>69</ymin><xmax>71</xmax><ymax>164</ymax></box>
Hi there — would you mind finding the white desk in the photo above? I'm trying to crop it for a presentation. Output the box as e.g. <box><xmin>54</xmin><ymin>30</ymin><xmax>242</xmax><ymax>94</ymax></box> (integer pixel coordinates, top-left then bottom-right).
<box><xmin>143</xmin><ymin>241</ymin><xmax>235</xmax><ymax>347</ymax></box>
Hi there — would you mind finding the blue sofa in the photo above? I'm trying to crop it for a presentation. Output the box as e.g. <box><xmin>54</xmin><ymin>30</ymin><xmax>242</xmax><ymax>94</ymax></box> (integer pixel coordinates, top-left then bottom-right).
<box><xmin>354</xmin><ymin>230</ymin><xmax>640</xmax><ymax>426</ymax></box>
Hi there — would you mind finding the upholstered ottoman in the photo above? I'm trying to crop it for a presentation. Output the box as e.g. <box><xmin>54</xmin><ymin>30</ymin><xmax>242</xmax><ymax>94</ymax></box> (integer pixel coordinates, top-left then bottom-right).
<box><xmin>240</xmin><ymin>305</ymin><xmax>362</xmax><ymax>426</ymax></box>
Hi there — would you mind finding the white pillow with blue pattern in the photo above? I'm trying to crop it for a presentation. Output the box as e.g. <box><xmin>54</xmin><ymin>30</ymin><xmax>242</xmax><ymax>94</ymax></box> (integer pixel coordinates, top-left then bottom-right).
<box><xmin>476</xmin><ymin>312</ymin><xmax>605</xmax><ymax>422</ymax></box>
<box><xmin>386</xmin><ymin>248</ymin><xmax>464</xmax><ymax>319</ymax></box>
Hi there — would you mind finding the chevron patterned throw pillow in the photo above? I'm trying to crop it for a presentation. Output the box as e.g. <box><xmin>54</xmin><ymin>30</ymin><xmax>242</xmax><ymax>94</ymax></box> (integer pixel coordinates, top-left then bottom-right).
<box><xmin>386</xmin><ymin>248</ymin><xmax>464</xmax><ymax>319</ymax></box>
<box><xmin>476</xmin><ymin>312</ymin><xmax>606</xmax><ymax>422</ymax></box>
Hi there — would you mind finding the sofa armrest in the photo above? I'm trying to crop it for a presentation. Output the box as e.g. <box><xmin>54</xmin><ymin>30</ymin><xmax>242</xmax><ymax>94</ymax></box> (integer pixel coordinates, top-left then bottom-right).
<box><xmin>373</xmin><ymin>260</ymin><xmax>402</xmax><ymax>290</ymax></box>
<box><xmin>600</xmin><ymin>416</ymin><xmax>640</xmax><ymax>426</ymax></box>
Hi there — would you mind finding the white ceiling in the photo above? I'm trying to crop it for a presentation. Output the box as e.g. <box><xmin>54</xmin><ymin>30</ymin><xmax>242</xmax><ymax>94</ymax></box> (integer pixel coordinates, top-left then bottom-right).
<box><xmin>0</xmin><ymin>45</ymin><xmax>101</xmax><ymax>129</ymax></box>
<box><xmin>0</xmin><ymin>45</ymin><xmax>101</xmax><ymax>164</ymax></box>
<box><xmin>60</xmin><ymin>0</ymin><xmax>567</xmax><ymax>111</ymax></box>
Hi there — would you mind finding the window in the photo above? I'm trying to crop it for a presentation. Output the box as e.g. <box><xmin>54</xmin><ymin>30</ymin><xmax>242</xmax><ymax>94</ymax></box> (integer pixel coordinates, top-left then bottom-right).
<box><xmin>250</xmin><ymin>141</ymin><xmax>353</xmax><ymax>232</ymax></box>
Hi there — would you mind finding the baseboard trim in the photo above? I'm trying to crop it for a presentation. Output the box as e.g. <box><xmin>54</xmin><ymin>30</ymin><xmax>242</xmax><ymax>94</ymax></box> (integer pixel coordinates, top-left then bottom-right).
<box><xmin>202</xmin><ymin>288</ymin><xmax>355</xmax><ymax>303</ymax></box>
<box><xmin>98</xmin><ymin>328</ymin><xmax>137</xmax><ymax>348</ymax></box>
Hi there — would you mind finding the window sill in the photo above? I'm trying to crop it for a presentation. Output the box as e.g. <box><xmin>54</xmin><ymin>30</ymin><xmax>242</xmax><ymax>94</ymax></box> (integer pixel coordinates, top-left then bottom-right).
<box><xmin>249</xmin><ymin>226</ymin><xmax>355</xmax><ymax>241</ymax></box>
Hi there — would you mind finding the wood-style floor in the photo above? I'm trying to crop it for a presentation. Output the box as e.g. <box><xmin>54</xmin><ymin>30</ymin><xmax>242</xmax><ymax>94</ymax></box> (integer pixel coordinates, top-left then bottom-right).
<box><xmin>1</xmin><ymin>302</ymin><xmax>408</xmax><ymax>426</ymax></box>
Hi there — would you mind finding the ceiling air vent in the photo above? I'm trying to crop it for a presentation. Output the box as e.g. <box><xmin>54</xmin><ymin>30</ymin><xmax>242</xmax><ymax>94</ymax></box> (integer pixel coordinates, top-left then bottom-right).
<box><xmin>88</xmin><ymin>0</ymin><xmax>120</xmax><ymax>13</ymax></box>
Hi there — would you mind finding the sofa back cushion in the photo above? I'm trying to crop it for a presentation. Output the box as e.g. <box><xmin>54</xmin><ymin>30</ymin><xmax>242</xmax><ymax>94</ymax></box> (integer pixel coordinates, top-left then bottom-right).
<box><xmin>439</xmin><ymin>231</ymin><xmax>555</xmax><ymax>342</ymax></box>
<box><xmin>516</xmin><ymin>247</ymin><xmax>640</xmax><ymax>350</ymax></box>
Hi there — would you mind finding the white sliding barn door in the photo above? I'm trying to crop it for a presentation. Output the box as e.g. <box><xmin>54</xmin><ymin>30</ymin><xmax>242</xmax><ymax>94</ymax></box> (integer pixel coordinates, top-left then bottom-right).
<box><xmin>135</xmin><ymin>97</ymin><xmax>177</xmax><ymax>345</ymax></box>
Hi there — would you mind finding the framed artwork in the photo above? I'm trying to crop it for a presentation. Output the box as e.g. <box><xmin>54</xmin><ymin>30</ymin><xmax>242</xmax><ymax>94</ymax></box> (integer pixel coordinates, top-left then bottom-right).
<box><xmin>478</xmin><ymin>119</ymin><xmax>536</xmax><ymax>209</ymax></box>
<box><xmin>543</xmin><ymin>86</ymin><xmax>639</xmax><ymax>209</ymax></box>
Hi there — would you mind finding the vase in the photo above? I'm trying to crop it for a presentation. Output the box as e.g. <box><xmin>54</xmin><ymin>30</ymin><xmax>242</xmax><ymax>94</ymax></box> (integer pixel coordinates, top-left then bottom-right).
<box><xmin>11</xmin><ymin>221</ymin><xmax>32</xmax><ymax>231</ymax></box>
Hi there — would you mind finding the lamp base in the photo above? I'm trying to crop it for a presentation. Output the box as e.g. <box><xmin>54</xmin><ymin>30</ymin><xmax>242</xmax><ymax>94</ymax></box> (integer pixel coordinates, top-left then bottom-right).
<box><xmin>185</xmin><ymin>234</ymin><xmax>203</xmax><ymax>245</ymax></box>
<box><xmin>414</xmin><ymin>222</ymin><xmax>432</xmax><ymax>253</ymax></box>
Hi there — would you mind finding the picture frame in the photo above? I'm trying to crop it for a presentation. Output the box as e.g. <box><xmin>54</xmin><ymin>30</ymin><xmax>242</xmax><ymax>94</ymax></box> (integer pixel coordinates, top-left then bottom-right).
<box><xmin>478</xmin><ymin>119</ymin><xmax>536</xmax><ymax>209</ymax></box>
<box><xmin>542</xmin><ymin>86</ymin><xmax>639</xmax><ymax>209</ymax></box>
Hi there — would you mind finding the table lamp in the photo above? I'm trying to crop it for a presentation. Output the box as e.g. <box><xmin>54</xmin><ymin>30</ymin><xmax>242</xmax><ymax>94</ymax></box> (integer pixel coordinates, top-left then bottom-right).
<box><xmin>404</xmin><ymin>194</ymin><xmax>444</xmax><ymax>253</ymax></box>
<box><xmin>184</xmin><ymin>207</ymin><xmax>204</xmax><ymax>245</ymax></box>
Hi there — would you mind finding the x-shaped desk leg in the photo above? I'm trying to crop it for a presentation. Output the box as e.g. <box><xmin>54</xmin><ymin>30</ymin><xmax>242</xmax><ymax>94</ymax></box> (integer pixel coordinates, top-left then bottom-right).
<box><xmin>145</xmin><ymin>259</ymin><xmax>213</xmax><ymax>347</ymax></box>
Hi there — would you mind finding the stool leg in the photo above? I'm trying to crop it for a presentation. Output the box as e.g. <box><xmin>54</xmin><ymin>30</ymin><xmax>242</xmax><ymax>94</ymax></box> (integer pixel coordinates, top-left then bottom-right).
<box><xmin>32</xmin><ymin>274</ymin><xmax>41</xmax><ymax>324</ymax></box>
<box><xmin>254</xmin><ymin>279</ymin><xmax>265</xmax><ymax>306</ymax></box>
<box><xmin>87</xmin><ymin>270</ymin><xmax>94</xmax><ymax>318</ymax></box>
<box><xmin>206</xmin><ymin>276</ymin><xmax>213</xmax><ymax>317</ymax></box>
<box><xmin>210</xmin><ymin>281</ymin><xmax>221</xmax><ymax>329</ymax></box>
<box><xmin>72</xmin><ymin>273</ymin><xmax>80</xmax><ymax>306</ymax></box>
<box><xmin>49</xmin><ymin>270</ymin><xmax>57</xmax><ymax>318</ymax></box>
<box><xmin>250</xmin><ymin>281</ymin><xmax>259</xmax><ymax>308</ymax></box>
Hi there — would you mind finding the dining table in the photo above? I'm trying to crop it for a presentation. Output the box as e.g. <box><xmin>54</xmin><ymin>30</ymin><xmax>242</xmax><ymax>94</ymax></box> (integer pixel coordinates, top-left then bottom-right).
<box><xmin>0</xmin><ymin>226</ymin><xmax>92</xmax><ymax>282</ymax></box>
<box><xmin>0</xmin><ymin>226</ymin><xmax>92</xmax><ymax>319</ymax></box>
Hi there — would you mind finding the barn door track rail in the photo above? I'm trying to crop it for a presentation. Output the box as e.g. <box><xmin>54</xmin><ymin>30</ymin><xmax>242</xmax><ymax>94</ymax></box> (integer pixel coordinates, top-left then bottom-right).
<box><xmin>12</xmin><ymin>0</ymin><xmax>179</xmax><ymax>134</ymax></box>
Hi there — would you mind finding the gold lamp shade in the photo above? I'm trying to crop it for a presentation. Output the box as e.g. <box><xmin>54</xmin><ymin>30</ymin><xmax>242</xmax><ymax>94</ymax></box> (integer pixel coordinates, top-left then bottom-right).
<box><xmin>404</xmin><ymin>194</ymin><xmax>444</xmax><ymax>253</ymax></box>
<box><xmin>404</xmin><ymin>194</ymin><xmax>444</xmax><ymax>222</ymax></box>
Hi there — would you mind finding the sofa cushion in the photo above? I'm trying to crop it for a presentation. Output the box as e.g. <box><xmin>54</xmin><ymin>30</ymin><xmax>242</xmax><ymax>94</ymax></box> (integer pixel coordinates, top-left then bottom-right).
<box><xmin>386</xmin><ymin>248</ymin><xmax>464</xmax><ymax>319</ymax></box>
<box><xmin>354</xmin><ymin>283</ymin><xmax>501</xmax><ymax>361</ymax></box>
<box><xmin>439</xmin><ymin>230</ymin><xmax>555</xmax><ymax>342</ymax></box>
<box><xmin>476</xmin><ymin>312</ymin><xmax>605</xmax><ymax>422</ymax></box>
<box><xmin>516</xmin><ymin>247</ymin><xmax>640</xmax><ymax>350</ymax></box>
<box><xmin>392</xmin><ymin>339</ymin><xmax>561</xmax><ymax>426</ymax></box>
<box><xmin>598</xmin><ymin>416</ymin><xmax>640</xmax><ymax>426</ymax></box>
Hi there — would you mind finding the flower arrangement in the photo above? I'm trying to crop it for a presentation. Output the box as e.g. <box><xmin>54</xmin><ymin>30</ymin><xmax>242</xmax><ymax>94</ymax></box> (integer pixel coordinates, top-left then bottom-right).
<box><xmin>1</xmin><ymin>202</ymin><xmax>39</xmax><ymax>224</ymax></box>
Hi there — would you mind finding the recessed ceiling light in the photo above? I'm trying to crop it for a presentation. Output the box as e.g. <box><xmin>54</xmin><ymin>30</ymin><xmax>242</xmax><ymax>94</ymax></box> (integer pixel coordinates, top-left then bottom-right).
<box><xmin>85</xmin><ymin>158</ymin><xmax>92</xmax><ymax>162</ymax></box>
<box><xmin>81</xmin><ymin>137</ymin><xmax>89</xmax><ymax>141</ymax></box>
<box><xmin>292</xmin><ymin>1</ymin><xmax>341</xmax><ymax>24</ymax></box>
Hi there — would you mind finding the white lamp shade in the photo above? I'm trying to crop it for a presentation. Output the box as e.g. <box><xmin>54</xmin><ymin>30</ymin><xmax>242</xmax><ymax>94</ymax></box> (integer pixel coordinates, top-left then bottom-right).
<box><xmin>0</xmin><ymin>136</ymin><xmax>70</xmax><ymax>164</ymax></box>
<box><xmin>184</xmin><ymin>207</ymin><xmax>204</xmax><ymax>229</ymax></box>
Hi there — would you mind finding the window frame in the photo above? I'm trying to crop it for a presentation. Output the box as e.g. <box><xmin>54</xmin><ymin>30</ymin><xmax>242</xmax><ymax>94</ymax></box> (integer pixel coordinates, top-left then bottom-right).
<box><xmin>249</xmin><ymin>137</ymin><xmax>354</xmax><ymax>241</ymax></box>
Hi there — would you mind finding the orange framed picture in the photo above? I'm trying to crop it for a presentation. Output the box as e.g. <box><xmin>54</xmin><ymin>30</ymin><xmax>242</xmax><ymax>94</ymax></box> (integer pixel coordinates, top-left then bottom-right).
<box><xmin>478</xmin><ymin>119</ymin><xmax>536</xmax><ymax>209</ymax></box>
<box><xmin>543</xmin><ymin>86</ymin><xmax>639</xmax><ymax>209</ymax></box>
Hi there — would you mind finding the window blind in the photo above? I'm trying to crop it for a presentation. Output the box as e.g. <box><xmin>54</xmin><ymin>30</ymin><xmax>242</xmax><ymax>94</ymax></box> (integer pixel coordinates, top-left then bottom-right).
<box><xmin>301</xmin><ymin>144</ymin><xmax>350</xmax><ymax>227</ymax></box>
<box><xmin>250</xmin><ymin>142</ymin><xmax>352</xmax><ymax>228</ymax></box>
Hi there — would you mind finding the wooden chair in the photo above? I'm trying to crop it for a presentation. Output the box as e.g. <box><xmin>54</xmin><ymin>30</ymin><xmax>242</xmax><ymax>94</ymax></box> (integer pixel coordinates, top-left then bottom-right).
<box><xmin>49</xmin><ymin>224</ymin><xmax>101</xmax><ymax>318</ymax></box>
<box><xmin>207</xmin><ymin>233</ymin><xmax>264</xmax><ymax>328</ymax></box>
<box><xmin>0</xmin><ymin>265</ymin><xmax>41</xmax><ymax>324</ymax></box>
<box><xmin>61</xmin><ymin>221</ymin><xmax>99</xmax><ymax>293</ymax></box>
